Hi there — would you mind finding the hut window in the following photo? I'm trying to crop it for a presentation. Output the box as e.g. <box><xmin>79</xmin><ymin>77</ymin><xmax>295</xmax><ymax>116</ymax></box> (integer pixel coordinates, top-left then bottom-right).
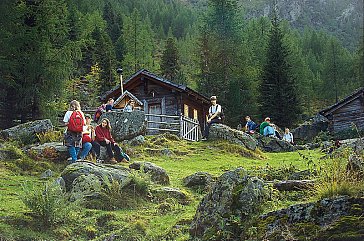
<box><xmin>193</xmin><ymin>109</ymin><xmax>198</xmax><ymax>120</ymax></box>
<box><xmin>184</xmin><ymin>104</ymin><xmax>189</xmax><ymax>117</ymax></box>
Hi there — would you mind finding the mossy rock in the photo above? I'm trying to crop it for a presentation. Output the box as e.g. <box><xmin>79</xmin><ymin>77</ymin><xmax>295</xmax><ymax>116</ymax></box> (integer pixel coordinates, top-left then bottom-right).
<box><xmin>61</xmin><ymin>162</ymin><xmax>132</xmax><ymax>191</ymax></box>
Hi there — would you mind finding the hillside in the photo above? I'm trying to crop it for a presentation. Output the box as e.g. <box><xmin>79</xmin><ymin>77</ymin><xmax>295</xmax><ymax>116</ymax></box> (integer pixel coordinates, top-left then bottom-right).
<box><xmin>186</xmin><ymin>0</ymin><xmax>363</xmax><ymax>49</ymax></box>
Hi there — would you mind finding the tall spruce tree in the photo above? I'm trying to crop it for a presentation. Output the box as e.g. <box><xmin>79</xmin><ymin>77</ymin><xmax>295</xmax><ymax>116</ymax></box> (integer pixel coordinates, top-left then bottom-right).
<box><xmin>160</xmin><ymin>37</ymin><xmax>180</xmax><ymax>81</ymax></box>
<box><xmin>259</xmin><ymin>14</ymin><xmax>301</xmax><ymax>128</ymax></box>
<box><xmin>197</xmin><ymin>0</ymin><xmax>253</xmax><ymax>125</ymax></box>
<box><xmin>0</xmin><ymin>0</ymin><xmax>78</xmax><ymax>125</ymax></box>
<box><xmin>122</xmin><ymin>9</ymin><xmax>156</xmax><ymax>76</ymax></box>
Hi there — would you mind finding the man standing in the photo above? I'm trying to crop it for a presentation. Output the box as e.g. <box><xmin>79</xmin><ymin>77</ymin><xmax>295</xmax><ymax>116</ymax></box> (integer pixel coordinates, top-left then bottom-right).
<box><xmin>202</xmin><ymin>96</ymin><xmax>222</xmax><ymax>140</ymax></box>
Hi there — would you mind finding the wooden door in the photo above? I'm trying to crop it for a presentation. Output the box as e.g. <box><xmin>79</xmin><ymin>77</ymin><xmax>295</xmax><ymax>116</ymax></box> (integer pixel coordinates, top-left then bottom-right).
<box><xmin>148</xmin><ymin>104</ymin><xmax>162</xmax><ymax>133</ymax></box>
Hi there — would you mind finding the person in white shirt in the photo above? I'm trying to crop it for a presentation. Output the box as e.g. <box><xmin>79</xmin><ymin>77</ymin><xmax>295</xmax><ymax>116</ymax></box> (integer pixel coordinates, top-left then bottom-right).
<box><xmin>202</xmin><ymin>96</ymin><xmax>223</xmax><ymax>140</ymax></box>
<box><xmin>63</xmin><ymin>100</ymin><xmax>86</xmax><ymax>163</ymax></box>
<box><xmin>123</xmin><ymin>99</ymin><xmax>135</xmax><ymax>112</ymax></box>
<box><xmin>282</xmin><ymin>128</ymin><xmax>294</xmax><ymax>144</ymax></box>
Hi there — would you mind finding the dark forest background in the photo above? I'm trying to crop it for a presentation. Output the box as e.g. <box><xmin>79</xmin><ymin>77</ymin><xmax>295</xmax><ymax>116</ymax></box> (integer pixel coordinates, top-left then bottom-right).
<box><xmin>0</xmin><ymin>0</ymin><xmax>363</xmax><ymax>129</ymax></box>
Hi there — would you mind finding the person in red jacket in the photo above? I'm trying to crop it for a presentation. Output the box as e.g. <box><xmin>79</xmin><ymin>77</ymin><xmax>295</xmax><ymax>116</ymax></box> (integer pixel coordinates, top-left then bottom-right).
<box><xmin>95</xmin><ymin>118</ymin><xmax>130</xmax><ymax>164</ymax></box>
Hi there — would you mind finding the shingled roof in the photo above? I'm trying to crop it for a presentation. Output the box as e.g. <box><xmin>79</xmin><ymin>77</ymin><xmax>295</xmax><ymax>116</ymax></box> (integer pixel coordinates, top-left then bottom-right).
<box><xmin>101</xmin><ymin>69</ymin><xmax>210</xmax><ymax>104</ymax></box>
<box><xmin>319</xmin><ymin>87</ymin><xmax>364</xmax><ymax>116</ymax></box>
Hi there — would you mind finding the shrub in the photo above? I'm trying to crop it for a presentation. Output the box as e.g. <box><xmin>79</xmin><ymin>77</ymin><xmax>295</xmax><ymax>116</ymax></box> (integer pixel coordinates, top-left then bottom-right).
<box><xmin>21</xmin><ymin>181</ymin><xmax>82</xmax><ymax>227</ymax></box>
<box><xmin>87</xmin><ymin>173</ymin><xmax>151</xmax><ymax>211</ymax></box>
<box><xmin>36</xmin><ymin>131</ymin><xmax>64</xmax><ymax>144</ymax></box>
<box><xmin>314</xmin><ymin>150</ymin><xmax>364</xmax><ymax>199</ymax></box>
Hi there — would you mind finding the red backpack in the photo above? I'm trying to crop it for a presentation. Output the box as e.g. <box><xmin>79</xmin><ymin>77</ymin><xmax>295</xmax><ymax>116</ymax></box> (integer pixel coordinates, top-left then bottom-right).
<box><xmin>67</xmin><ymin>111</ymin><xmax>84</xmax><ymax>133</ymax></box>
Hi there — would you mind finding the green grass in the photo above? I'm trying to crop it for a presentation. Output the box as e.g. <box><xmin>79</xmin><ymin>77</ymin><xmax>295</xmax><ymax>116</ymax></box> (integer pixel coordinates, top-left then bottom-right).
<box><xmin>0</xmin><ymin>136</ymin><xmax>326</xmax><ymax>240</ymax></box>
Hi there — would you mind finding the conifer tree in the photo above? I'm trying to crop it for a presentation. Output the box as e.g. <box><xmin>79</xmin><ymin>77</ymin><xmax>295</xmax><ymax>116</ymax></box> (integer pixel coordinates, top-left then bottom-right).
<box><xmin>259</xmin><ymin>14</ymin><xmax>301</xmax><ymax>128</ymax></box>
<box><xmin>197</xmin><ymin>0</ymin><xmax>254</xmax><ymax>125</ymax></box>
<box><xmin>122</xmin><ymin>9</ymin><xmax>156</xmax><ymax>76</ymax></box>
<box><xmin>0</xmin><ymin>0</ymin><xmax>78</xmax><ymax>124</ymax></box>
<box><xmin>160</xmin><ymin>37</ymin><xmax>180</xmax><ymax>81</ymax></box>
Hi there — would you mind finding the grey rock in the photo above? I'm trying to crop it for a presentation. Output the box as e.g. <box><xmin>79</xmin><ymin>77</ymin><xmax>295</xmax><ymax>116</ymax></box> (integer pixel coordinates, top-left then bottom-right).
<box><xmin>347</xmin><ymin>154</ymin><xmax>364</xmax><ymax>176</ymax></box>
<box><xmin>190</xmin><ymin>168</ymin><xmax>267</xmax><ymax>239</ymax></box>
<box><xmin>0</xmin><ymin>119</ymin><xmax>53</xmax><ymax>143</ymax></box>
<box><xmin>260</xmin><ymin>196</ymin><xmax>364</xmax><ymax>236</ymax></box>
<box><xmin>40</xmin><ymin>169</ymin><xmax>54</xmax><ymax>179</ymax></box>
<box><xmin>123</xmin><ymin>135</ymin><xmax>145</xmax><ymax>146</ymax></box>
<box><xmin>161</xmin><ymin>148</ymin><xmax>173</xmax><ymax>156</ymax></box>
<box><xmin>70</xmin><ymin>174</ymin><xmax>102</xmax><ymax>200</ymax></box>
<box><xmin>28</xmin><ymin>142</ymin><xmax>68</xmax><ymax>161</ymax></box>
<box><xmin>53</xmin><ymin>177</ymin><xmax>66</xmax><ymax>191</ymax></box>
<box><xmin>183</xmin><ymin>172</ymin><xmax>213</xmax><ymax>190</ymax></box>
<box><xmin>288</xmin><ymin>170</ymin><xmax>313</xmax><ymax>180</ymax></box>
<box><xmin>255</xmin><ymin>134</ymin><xmax>294</xmax><ymax>152</ymax></box>
<box><xmin>273</xmin><ymin>180</ymin><xmax>315</xmax><ymax>191</ymax></box>
<box><xmin>61</xmin><ymin>162</ymin><xmax>132</xmax><ymax>191</ymax></box>
<box><xmin>101</xmin><ymin>111</ymin><xmax>147</xmax><ymax>141</ymax></box>
<box><xmin>293</xmin><ymin>114</ymin><xmax>329</xmax><ymax>142</ymax></box>
<box><xmin>340</xmin><ymin>138</ymin><xmax>364</xmax><ymax>154</ymax></box>
<box><xmin>129</xmin><ymin>161</ymin><xmax>170</xmax><ymax>185</ymax></box>
<box><xmin>208</xmin><ymin>124</ymin><xmax>257</xmax><ymax>150</ymax></box>
<box><xmin>152</xmin><ymin>187</ymin><xmax>189</xmax><ymax>204</ymax></box>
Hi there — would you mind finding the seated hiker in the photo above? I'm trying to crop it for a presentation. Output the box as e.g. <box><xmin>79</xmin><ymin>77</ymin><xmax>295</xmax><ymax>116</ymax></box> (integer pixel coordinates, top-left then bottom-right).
<box><xmin>123</xmin><ymin>99</ymin><xmax>135</xmax><ymax>112</ymax></box>
<box><xmin>94</xmin><ymin>103</ymin><xmax>106</xmax><ymax>122</ymax></box>
<box><xmin>202</xmin><ymin>96</ymin><xmax>223</xmax><ymax>140</ymax></box>
<box><xmin>63</xmin><ymin>100</ymin><xmax>86</xmax><ymax>163</ymax></box>
<box><xmin>105</xmin><ymin>98</ymin><xmax>114</xmax><ymax>112</ymax></box>
<box><xmin>81</xmin><ymin>114</ymin><xmax>100</xmax><ymax>161</ymax></box>
<box><xmin>282</xmin><ymin>128</ymin><xmax>294</xmax><ymax>144</ymax></box>
<box><xmin>259</xmin><ymin>117</ymin><xmax>271</xmax><ymax>135</ymax></box>
<box><xmin>94</xmin><ymin>118</ymin><xmax>130</xmax><ymax>164</ymax></box>
<box><xmin>263</xmin><ymin>124</ymin><xmax>276</xmax><ymax>137</ymax></box>
<box><xmin>245</xmin><ymin>116</ymin><xmax>257</xmax><ymax>134</ymax></box>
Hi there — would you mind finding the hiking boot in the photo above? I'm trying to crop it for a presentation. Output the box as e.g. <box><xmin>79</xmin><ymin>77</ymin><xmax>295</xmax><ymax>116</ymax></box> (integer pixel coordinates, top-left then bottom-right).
<box><xmin>123</xmin><ymin>153</ymin><xmax>130</xmax><ymax>162</ymax></box>
<box><xmin>96</xmin><ymin>159</ymin><xmax>104</xmax><ymax>164</ymax></box>
<box><xmin>109</xmin><ymin>157</ymin><xmax>117</xmax><ymax>164</ymax></box>
<box><xmin>120</xmin><ymin>158</ymin><xmax>129</xmax><ymax>164</ymax></box>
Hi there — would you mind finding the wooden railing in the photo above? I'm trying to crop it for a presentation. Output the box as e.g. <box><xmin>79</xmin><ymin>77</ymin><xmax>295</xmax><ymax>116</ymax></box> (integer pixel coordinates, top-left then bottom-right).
<box><xmin>180</xmin><ymin>115</ymin><xmax>201</xmax><ymax>142</ymax></box>
<box><xmin>146</xmin><ymin>113</ymin><xmax>201</xmax><ymax>141</ymax></box>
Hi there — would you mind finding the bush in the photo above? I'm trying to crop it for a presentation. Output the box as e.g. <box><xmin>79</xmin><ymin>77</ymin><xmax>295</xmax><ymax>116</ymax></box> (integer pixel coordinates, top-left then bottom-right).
<box><xmin>314</xmin><ymin>150</ymin><xmax>364</xmax><ymax>199</ymax></box>
<box><xmin>36</xmin><ymin>131</ymin><xmax>64</xmax><ymax>144</ymax></box>
<box><xmin>87</xmin><ymin>173</ymin><xmax>151</xmax><ymax>211</ymax></box>
<box><xmin>21</xmin><ymin>181</ymin><xmax>82</xmax><ymax>227</ymax></box>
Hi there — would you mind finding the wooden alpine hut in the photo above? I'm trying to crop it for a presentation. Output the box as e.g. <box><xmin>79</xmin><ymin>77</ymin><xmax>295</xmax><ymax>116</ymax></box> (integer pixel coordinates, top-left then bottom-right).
<box><xmin>101</xmin><ymin>69</ymin><xmax>210</xmax><ymax>140</ymax></box>
<box><xmin>319</xmin><ymin>87</ymin><xmax>364</xmax><ymax>134</ymax></box>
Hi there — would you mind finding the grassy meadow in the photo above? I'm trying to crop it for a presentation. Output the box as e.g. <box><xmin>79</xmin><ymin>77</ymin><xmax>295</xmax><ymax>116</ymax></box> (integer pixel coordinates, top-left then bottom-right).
<box><xmin>0</xmin><ymin>135</ymin><xmax>338</xmax><ymax>240</ymax></box>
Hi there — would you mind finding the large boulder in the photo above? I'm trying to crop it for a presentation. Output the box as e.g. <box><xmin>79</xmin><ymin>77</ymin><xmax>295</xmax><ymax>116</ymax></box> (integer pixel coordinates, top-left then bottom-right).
<box><xmin>183</xmin><ymin>172</ymin><xmax>213</xmax><ymax>191</ymax></box>
<box><xmin>0</xmin><ymin>119</ymin><xmax>53</xmax><ymax>143</ymax></box>
<box><xmin>258</xmin><ymin>196</ymin><xmax>364</xmax><ymax>240</ymax></box>
<box><xmin>189</xmin><ymin>168</ymin><xmax>267</xmax><ymax>240</ymax></box>
<box><xmin>346</xmin><ymin>154</ymin><xmax>364</xmax><ymax>176</ymax></box>
<box><xmin>129</xmin><ymin>161</ymin><xmax>170</xmax><ymax>185</ymax></box>
<box><xmin>151</xmin><ymin>187</ymin><xmax>190</xmax><ymax>204</ymax></box>
<box><xmin>61</xmin><ymin>162</ymin><xmax>132</xmax><ymax>191</ymax></box>
<box><xmin>208</xmin><ymin>124</ymin><xmax>257</xmax><ymax>150</ymax></box>
<box><xmin>255</xmin><ymin>134</ymin><xmax>294</xmax><ymax>152</ymax></box>
<box><xmin>27</xmin><ymin>142</ymin><xmax>68</xmax><ymax>161</ymax></box>
<box><xmin>101</xmin><ymin>111</ymin><xmax>147</xmax><ymax>141</ymax></box>
<box><xmin>293</xmin><ymin>114</ymin><xmax>329</xmax><ymax>142</ymax></box>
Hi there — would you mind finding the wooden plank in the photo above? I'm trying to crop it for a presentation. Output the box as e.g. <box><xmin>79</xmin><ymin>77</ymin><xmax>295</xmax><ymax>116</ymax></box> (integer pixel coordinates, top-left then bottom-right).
<box><xmin>145</xmin><ymin>113</ymin><xmax>180</xmax><ymax>118</ymax></box>
<box><xmin>147</xmin><ymin>121</ymin><xmax>180</xmax><ymax>125</ymax></box>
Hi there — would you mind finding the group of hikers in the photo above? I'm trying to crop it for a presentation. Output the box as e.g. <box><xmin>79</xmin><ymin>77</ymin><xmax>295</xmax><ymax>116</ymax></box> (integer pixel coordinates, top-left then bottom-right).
<box><xmin>63</xmin><ymin>100</ymin><xmax>130</xmax><ymax>164</ymax></box>
<box><xmin>202</xmin><ymin>96</ymin><xmax>294</xmax><ymax>144</ymax></box>
<box><xmin>94</xmin><ymin>98</ymin><xmax>137</xmax><ymax>122</ymax></box>
<box><xmin>64</xmin><ymin>94</ymin><xmax>296</xmax><ymax>163</ymax></box>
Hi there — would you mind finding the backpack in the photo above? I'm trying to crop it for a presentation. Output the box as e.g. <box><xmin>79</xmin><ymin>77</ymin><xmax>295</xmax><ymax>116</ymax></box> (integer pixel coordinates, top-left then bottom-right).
<box><xmin>67</xmin><ymin>111</ymin><xmax>84</xmax><ymax>133</ymax></box>
<box><xmin>218</xmin><ymin>105</ymin><xmax>225</xmax><ymax>121</ymax></box>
